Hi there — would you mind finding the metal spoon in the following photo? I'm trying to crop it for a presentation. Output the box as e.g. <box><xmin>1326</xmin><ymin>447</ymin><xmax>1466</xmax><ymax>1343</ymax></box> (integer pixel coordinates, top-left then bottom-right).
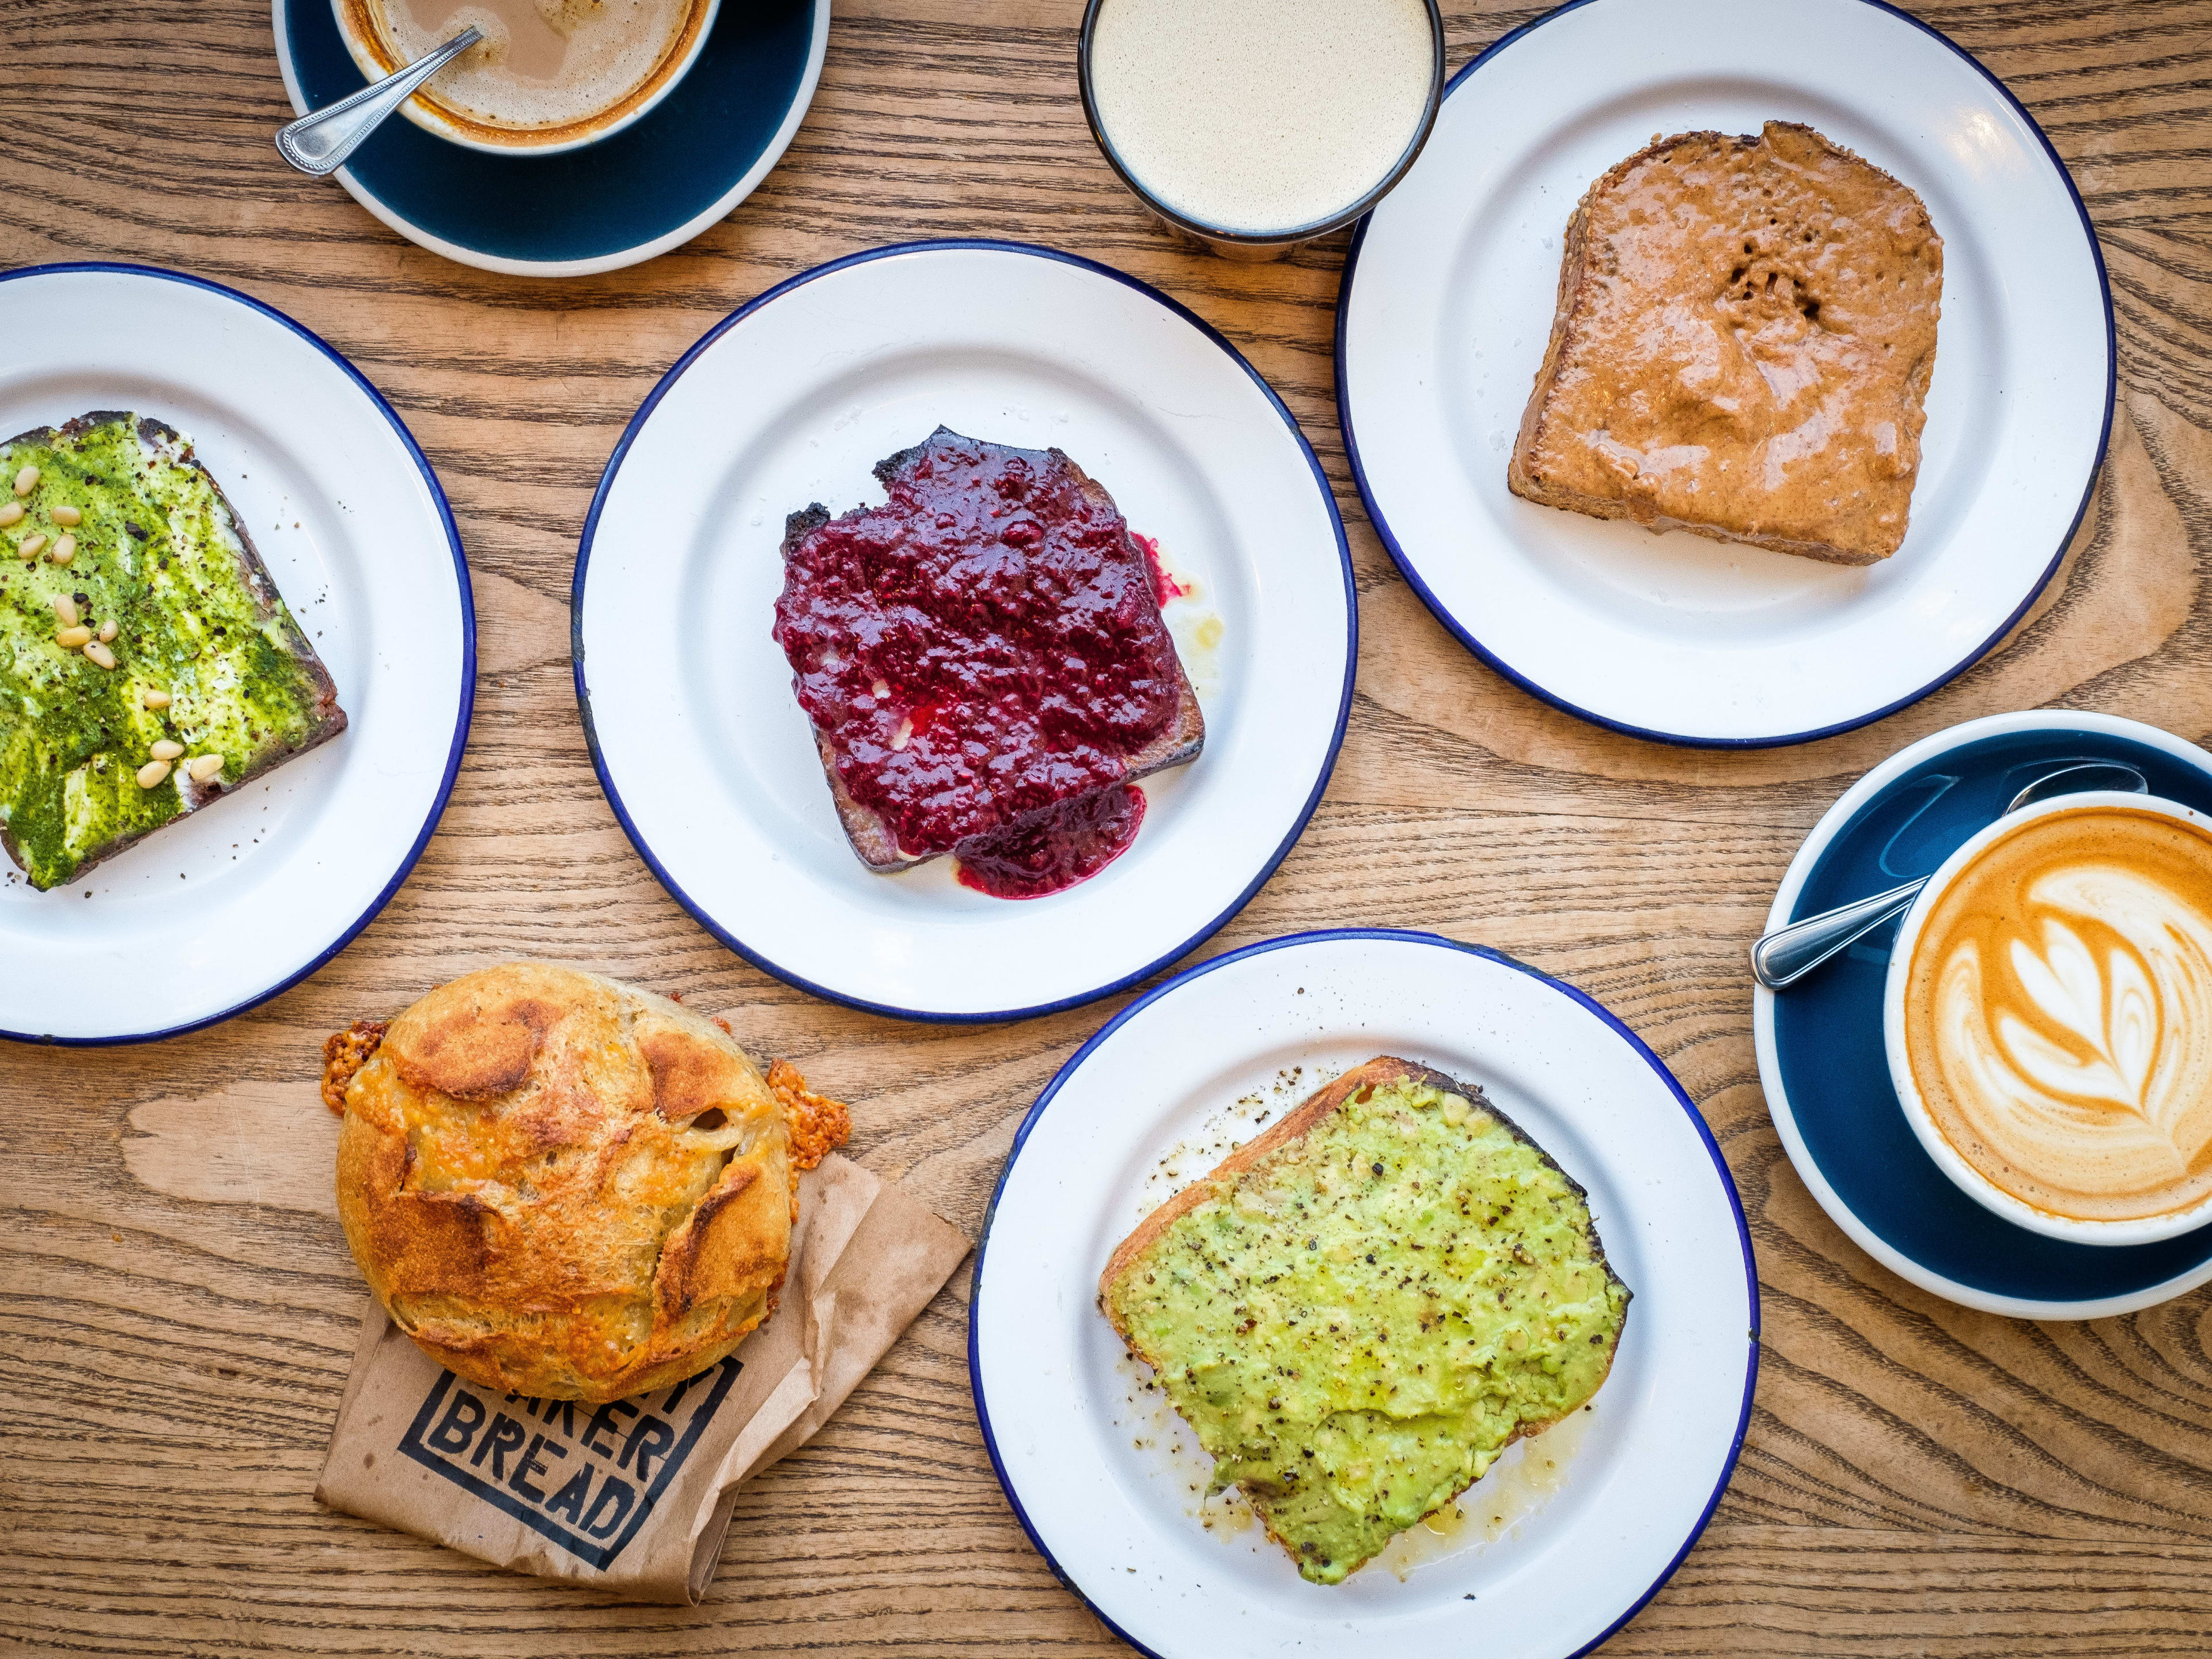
<box><xmin>275</xmin><ymin>27</ymin><xmax>482</xmax><ymax>176</ymax></box>
<box><xmin>1751</xmin><ymin>760</ymin><xmax>2150</xmax><ymax>991</ymax></box>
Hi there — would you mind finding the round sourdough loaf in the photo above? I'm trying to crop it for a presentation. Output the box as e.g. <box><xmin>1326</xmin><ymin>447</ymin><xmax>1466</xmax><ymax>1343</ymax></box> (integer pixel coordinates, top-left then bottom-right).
<box><xmin>333</xmin><ymin>963</ymin><xmax>793</xmax><ymax>1402</ymax></box>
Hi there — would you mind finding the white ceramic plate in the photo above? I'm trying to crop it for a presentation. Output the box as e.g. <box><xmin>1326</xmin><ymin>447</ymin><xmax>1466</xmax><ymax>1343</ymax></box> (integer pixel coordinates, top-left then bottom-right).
<box><xmin>971</xmin><ymin>930</ymin><xmax>1757</xmax><ymax>1659</ymax></box>
<box><xmin>0</xmin><ymin>264</ymin><xmax>472</xmax><ymax>1044</ymax></box>
<box><xmin>575</xmin><ymin>241</ymin><xmax>1354</xmax><ymax>1022</ymax></box>
<box><xmin>1337</xmin><ymin>0</ymin><xmax>2112</xmax><ymax>747</ymax></box>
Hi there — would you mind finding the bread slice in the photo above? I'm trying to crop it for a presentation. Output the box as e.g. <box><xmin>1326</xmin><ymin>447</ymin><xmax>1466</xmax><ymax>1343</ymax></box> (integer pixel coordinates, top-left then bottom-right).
<box><xmin>776</xmin><ymin>429</ymin><xmax>1204</xmax><ymax>873</ymax></box>
<box><xmin>1100</xmin><ymin>1055</ymin><xmax>1630</xmax><ymax>1584</ymax></box>
<box><xmin>1509</xmin><ymin>120</ymin><xmax>1943</xmax><ymax>566</ymax></box>
<box><xmin>0</xmin><ymin>411</ymin><xmax>346</xmax><ymax>889</ymax></box>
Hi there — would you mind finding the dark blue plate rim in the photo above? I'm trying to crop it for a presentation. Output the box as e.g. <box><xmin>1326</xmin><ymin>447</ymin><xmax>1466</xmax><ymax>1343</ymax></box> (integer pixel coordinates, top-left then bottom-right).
<box><xmin>570</xmin><ymin>238</ymin><xmax>1358</xmax><ymax>1025</ymax></box>
<box><xmin>0</xmin><ymin>261</ymin><xmax>475</xmax><ymax>1047</ymax></box>
<box><xmin>270</xmin><ymin>0</ymin><xmax>830</xmax><ymax>276</ymax></box>
<box><xmin>1755</xmin><ymin>710</ymin><xmax>2212</xmax><ymax>1315</ymax></box>
<box><xmin>1332</xmin><ymin>0</ymin><xmax>2118</xmax><ymax>751</ymax></box>
<box><xmin>967</xmin><ymin>928</ymin><xmax>1760</xmax><ymax>1659</ymax></box>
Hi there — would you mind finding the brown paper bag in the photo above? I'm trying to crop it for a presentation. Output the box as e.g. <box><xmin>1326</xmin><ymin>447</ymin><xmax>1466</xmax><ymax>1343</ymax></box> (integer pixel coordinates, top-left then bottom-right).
<box><xmin>316</xmin><ymin>1154</ymin><xmax>969</xmax><ymax>1603</ymax></box>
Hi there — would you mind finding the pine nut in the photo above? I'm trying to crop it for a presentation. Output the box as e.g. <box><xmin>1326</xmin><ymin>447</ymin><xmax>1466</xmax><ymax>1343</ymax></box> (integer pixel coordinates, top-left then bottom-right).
<box><xmin>13</xmin><ymin>465</ymin><xmax>37</xmax><ymax>497</ymax></box>
<box><xmin>50</xmin><ymin>534</ymin><xmax>74</xmax><ymax>564</ymax></box>
<box><xmin>82</xmin><ymin>642</ymin><xmax>116</xmax><ymax>670</ymax></box>
<box><xmin>55</xmin><ymin>625</ymin><xmax>91</xmax><ymax>648</ymax></box>
<box><xmin>51</xmin><ymin>594</ymin><xmax>78</xmax><ymax>628</ymax></box>
<box><xmin>0</xmin><ymin>503</ymin><xmax>20</xmax><ymax>527</ymax></box>
<box><xmin>19</xmin><ymin>532</ymin><xmax>46</xmax><ymax>559</ymax></box>
<box><xmin>149</xmin><ymin>738</ymin><xmax>183</xmax><ymax>762</ymax></box>
<box><xmin>187</xmin><ymin>754</ymin><xmax>223</xmax><ymax>784</ymax></box>
<box><xmin>135</xmin><ymin>759</ymin><xmax>172</xmax><ymax>789</ymax></box>
<box><xmin>50</xmin><ymin>504</ymin><xmax>80</xmax><ymax>527</ymax></box>
<box><xmin>141</xmin><ymin>687</ymin><xmax>171</xmax><ymax>710</ymax></box>
<box><xmin>96</xmin><ymin>619</ymin><xmax>116</xmax><ymax>642</ymax></box>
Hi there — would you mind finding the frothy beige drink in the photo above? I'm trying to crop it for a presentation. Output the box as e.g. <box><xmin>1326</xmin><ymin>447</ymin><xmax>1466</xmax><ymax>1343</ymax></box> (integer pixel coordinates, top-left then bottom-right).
<box><xmin>352</xmin><ymin>0</ymin><xmax>705</xmax><ymax>137</ymax></box>
<box><xmin>1902</xmin><ymin>805</ymin><xmax>2212</xmax><ymax>1223</ymax></box>
<box><xmin>1087</xmin><ymin>0</ymin><xmax>1433</xmax><ymax>234</ymax></box>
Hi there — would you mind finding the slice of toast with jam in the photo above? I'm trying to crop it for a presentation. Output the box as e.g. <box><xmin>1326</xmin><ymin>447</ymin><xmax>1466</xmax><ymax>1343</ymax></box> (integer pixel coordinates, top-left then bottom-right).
<box><xmin>773</xmin><ymin>427</ymin><xmax>1203</xmax><ymax>882</ymax></box>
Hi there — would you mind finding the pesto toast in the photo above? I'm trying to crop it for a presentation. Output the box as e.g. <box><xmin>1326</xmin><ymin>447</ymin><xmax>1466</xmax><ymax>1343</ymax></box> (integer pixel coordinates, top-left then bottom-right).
<box><xmin>0</xmin><ymin>412</ymin><xmax>346</xmax><ymax>889</ymax></box>
<box><xmin>1100</xmin><ymin>1055</ymin><xmax>1630</xmax><ymax>1584</ymax></box>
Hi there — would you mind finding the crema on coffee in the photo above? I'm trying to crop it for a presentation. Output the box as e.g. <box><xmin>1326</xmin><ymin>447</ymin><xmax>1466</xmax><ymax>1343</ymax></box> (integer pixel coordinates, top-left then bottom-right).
<box><xmin>1903</xmin><ymin>805</ymin><xmax>2212</xmax><ymax>1222</ymax></box>
<box><xmin>369</xmin><ymin>0</ymin><xmax>699</xmax><ymax>133</ymax></box>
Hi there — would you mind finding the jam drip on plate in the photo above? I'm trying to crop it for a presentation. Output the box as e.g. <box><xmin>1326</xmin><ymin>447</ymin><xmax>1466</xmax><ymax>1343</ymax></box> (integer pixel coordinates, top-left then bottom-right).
<box><xmin>955</xmin><ymin>783</ymin><xmax>1147</xmax><ymax>899</ymax></box>
<box><xmin>773</xmin><ymin>427</ymin><xmax>1190</xmax><ymax>895</ymax></box>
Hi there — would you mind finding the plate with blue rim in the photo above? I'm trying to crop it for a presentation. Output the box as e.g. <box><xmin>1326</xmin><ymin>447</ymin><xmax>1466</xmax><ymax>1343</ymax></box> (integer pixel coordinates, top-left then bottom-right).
<box><xmin>573</xmin><ymin>241</ymin><xmax>1355</xmax><ymax>1022</ymax></box>
<box><xmin>1335</xmin><ymin>0</ymin><xmax>2113</xmax><ymax>747</ymax></box>
<box><xmin>1755</xmin><ymin>710</ymin><xmax>2212</xmax><ymax>1316</ymax></box>
<box><xmin>0</xmin><ymin>263</ymin><xmax>471</xmax><ymax>1044</ymax></box>
<box><xmin>271</xmin><ymin>0</ymin><xmax>828</xmax><ymax>277</ymax></box>
<box><xmin>971</xmin><ymin>929</ymin><xmax>1756</xmax><ymax>1659</ymax></box>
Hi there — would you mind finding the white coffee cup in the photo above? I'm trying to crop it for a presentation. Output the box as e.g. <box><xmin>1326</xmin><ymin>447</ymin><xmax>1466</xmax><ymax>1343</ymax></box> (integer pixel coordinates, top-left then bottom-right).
<box><xmin>1884</xmin><ymin>788</ymin><xmax>2212</xmax><ymax>1246</ymax></box>
<box><xmin>331</xmin><ymin>0</ymin><xmax>721</xmax><ymax>156</ymax></box>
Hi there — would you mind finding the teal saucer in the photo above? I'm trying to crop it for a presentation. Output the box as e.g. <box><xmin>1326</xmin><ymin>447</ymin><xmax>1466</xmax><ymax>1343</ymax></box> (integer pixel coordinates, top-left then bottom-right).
<box><xmin>1756</xmin><ymin>711</ymin><xmax>2212</xmax><ymax>1316</ymax></box>
<box><xmin>272</xmin><ymin>0</ymin><xmax>825</xmax><ymax>275</ymax></box>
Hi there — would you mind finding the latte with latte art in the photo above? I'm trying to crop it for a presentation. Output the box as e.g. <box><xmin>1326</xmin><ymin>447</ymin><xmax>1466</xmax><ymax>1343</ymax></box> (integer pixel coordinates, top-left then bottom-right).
<box><xmin>1903</xmin><ymin>805</ymin><xmax>2212</xmax><ymax>1223</ymax></box>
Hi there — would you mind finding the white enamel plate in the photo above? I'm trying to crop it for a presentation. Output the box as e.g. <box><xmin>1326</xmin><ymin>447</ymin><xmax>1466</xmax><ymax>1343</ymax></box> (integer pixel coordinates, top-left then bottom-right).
<box><xmin>575</xmin><ymin>241</ymin><xmax>1354</xmax><ymax>1021</ymax></box>
<box><xmin>972</xmin><ymin>931</ymin><xmax>1757</xmax><ymax>1659</ymax></box>
<box><xmin>1338</xmin><ymin>0</ymin><xmax>2112</xmax><ymax>746</ymax></box>
<box><xmin>0</xmin><ymin>264</ymin><xmax>472</xmax><ymax>1043</ymax></box>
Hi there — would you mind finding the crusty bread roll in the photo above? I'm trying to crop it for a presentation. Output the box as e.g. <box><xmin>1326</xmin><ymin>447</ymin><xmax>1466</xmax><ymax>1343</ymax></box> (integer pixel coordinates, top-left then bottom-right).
<box><xmin>332</xmin><ymin>963</ymin><xmax>793</xmax><ymax>1403</ymax></box>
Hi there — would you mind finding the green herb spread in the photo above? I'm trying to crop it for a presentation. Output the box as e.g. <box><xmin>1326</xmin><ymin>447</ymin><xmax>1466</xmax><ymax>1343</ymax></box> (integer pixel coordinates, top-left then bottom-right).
<box><xmin>1104</xmin><ymin>1071</ymin><xmax>1631</xmax><ymax>1584</ymax></box>
<box><xmin>0</xmin><ymin>413</ymin><xmax>343</xmax><ymax>889</ymax></box>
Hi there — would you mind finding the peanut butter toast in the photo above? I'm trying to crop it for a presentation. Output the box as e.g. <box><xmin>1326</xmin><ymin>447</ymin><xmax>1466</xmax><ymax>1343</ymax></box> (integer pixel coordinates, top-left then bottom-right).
<box><xmin>1509</xmin><ymin>121</ymin><xmax>1943</xmax><ymax>566</ymax></box>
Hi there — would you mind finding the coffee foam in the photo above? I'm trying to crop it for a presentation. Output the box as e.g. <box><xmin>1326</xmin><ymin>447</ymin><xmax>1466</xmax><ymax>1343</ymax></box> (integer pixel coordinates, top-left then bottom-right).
<box><xmin>376</xmin><ymin>0</ymin><xmax>692</xmax><ymax>131</ymax></box>
<box><xmin>1088</xmin><ymin>0</ymin><xmax>1431</xmax><ymax>235</ymax></box>
<box><xmin>1904</xmin><ymin>805</ymin><xmax>2212</xmax><ymax>1222</ymax></box>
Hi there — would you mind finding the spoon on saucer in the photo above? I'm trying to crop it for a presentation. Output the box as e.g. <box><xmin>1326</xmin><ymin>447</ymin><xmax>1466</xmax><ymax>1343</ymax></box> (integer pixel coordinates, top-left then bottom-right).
<box><xmin>1751</xmin><ymin>760</ymin><xmax>2149</xmax><ymax>991</ymax></box>
<box><xmin>275</xmin><ymin>26</ymin><xmax>482</xmax><ymax>177</ymax></box>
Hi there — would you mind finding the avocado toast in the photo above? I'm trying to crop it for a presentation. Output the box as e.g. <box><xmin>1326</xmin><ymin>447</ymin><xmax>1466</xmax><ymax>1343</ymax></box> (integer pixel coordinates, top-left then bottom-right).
<box><xmin>0</xmin><ymin>412</ymin><xmax>346</xmax><ymax>890</ymax></box>
<box><xmin>1100</xmin><ymin>1055</ymin><xmax>1630</xmax><ymax>1584</ymax></box>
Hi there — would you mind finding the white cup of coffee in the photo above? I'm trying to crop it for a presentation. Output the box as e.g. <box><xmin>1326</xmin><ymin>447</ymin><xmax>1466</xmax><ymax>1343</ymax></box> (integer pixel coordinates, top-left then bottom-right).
<box><xmin>332</xmin><ymin>0</ymin><xmax>720</xmax><ymax>156</ymax></box>
<box><xmin>1885</xmin><ymin>789</ymin><xmax>2212</xmax><ymax>1245</ymax></box>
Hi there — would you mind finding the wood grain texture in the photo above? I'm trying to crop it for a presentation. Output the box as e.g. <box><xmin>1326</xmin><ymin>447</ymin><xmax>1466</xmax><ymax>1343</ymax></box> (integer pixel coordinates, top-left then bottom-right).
<box><xmin>5</xmin><ymin>0</ymin><xmax>2212</xmax><ymax>1653</ymax></box>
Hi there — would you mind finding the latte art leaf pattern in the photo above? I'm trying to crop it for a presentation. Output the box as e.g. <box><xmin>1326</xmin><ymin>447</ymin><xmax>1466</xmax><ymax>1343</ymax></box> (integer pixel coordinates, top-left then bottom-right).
<box><xmin>1906</xmin><ymin>808</ymin><xmax>2212</xmax><ymax>1222</ymax></box>
<box><xmin>1998</xmin><ymin>919</ymin><xmax>2160</xmax><ymax>1115</ymax></box>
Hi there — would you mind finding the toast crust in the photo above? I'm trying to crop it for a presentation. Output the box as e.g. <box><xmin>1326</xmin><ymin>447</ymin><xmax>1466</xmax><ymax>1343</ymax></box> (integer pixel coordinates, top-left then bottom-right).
<box><xmin>1509</xmin><ymin>122</ymin><xmax>1942</xmax><ymax>566</ymax></box>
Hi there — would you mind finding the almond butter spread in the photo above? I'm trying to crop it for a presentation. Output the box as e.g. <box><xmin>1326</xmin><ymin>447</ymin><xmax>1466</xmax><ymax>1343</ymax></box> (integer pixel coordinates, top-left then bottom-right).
<box><xmin>1509</xmin><ymin>121</ymin><xmax>1943</xmax><ymax>566</ymax></box>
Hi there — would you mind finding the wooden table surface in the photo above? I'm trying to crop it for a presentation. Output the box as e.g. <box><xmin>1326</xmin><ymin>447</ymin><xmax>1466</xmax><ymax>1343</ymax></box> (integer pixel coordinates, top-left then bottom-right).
<box><xmin>6</xmin><ymin>1</ymin><xmax>2212</xmax><ymax>1653</ymax></box>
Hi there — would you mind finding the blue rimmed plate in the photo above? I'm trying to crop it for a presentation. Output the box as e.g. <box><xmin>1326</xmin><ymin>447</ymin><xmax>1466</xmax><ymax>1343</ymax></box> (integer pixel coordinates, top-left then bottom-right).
<box><xmin>1336</xmin><ymin>0</ymin><xmax>2112</xmax><ymax>747</ymax></box>
<box><xmin>272</xmin><ymin>0</ymin><xmax>827</xmax><ymax>276</ymax></box>
<box><xmin>0</xmin><ymin>264</ymin><xmax>472</xmax><ymax>1044</ymax></box>
<box><xmin>573</xmin><ymin>242</ymin><xmax>1354</xmax><ymax>1022</ymax></box>
<box><xmin>1755</xmin><ymin>711</ymin><xmax>2212</xmax><ymax>1316</ymax></box>
<box><xmin>971</xmin><ymin>930</ymin><xmax>1756</xmax><ymax>1659</ymax></box>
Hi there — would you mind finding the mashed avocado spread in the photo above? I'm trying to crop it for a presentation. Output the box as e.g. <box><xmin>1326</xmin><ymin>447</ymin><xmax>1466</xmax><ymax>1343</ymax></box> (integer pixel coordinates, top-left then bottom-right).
<box><xmin>1103</xmin><ymin>1065</ymin><xmax>1630</xmax><ymax>1584</ymax></box>
<box><xmin>0</xmin><ymin>412</ymin><xmax>343</xmax><ymax>889</ymax></box>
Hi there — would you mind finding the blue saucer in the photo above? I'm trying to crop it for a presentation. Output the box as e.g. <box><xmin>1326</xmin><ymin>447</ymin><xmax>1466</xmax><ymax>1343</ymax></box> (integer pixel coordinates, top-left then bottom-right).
<box><xmin>1760</xmin><ymin>715</ymin><xmax>2212</xmax><ymax>1315</ymax></box>
<box><xmin>275</xmin><ymin>0</ymin><xmax>825</xmax><ymax>274</ymax></box>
